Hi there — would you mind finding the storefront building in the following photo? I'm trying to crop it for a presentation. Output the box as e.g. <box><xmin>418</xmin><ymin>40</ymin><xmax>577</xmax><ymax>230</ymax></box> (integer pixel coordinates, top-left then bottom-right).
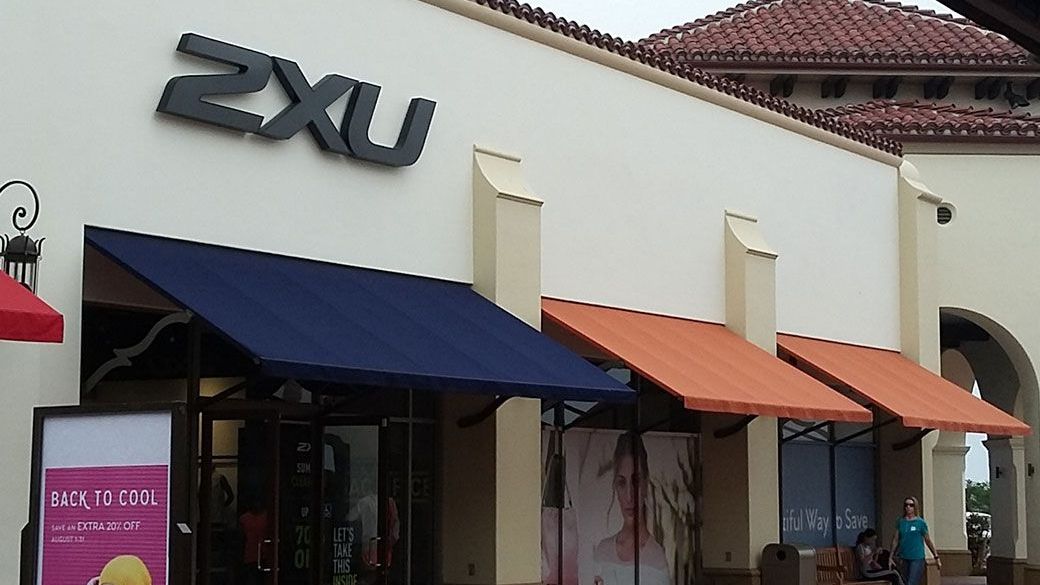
<box><xmin>0</xmin><ymin>1</ymin><xmax>1029</xmax><ymax>585</ymax></box>
<box><xmin>640</xmin><ymin>2</ymin><xmax>1040</xmax><ymax>582</ymax></box>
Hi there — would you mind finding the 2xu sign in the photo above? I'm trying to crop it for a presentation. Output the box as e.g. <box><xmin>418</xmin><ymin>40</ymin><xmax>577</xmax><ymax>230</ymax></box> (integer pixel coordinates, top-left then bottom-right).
<box><xmin>157</xmin><ymin>33</ymin><xmax>436</xmax><ymax>167</ymax></box>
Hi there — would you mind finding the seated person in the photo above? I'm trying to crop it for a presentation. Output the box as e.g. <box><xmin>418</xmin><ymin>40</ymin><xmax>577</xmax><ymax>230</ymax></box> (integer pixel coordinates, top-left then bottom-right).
<box><xmin>856</xmin><ymin>529</ymin><xmax>904</xmax><ymax>585</ymax></box>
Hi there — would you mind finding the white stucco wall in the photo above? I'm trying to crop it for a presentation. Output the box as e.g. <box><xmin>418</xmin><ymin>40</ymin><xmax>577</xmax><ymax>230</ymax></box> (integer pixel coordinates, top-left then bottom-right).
<box><xmin>912</xmin><ymin>153</ymin><xmax>1040</xmax><ymax>366</ymax></box>
<box><xmin>0</xmin><ymin>0</ymin><xmax>903</xmax><ymax>574</ymax></box>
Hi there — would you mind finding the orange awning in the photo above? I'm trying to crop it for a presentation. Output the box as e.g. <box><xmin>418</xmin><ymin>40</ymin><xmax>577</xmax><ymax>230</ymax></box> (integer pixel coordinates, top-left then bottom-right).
<box><xmin>777</xmin><ymin>334</ymin><xmax>1030</xmax><ymax>436</ymax></box>
<box><xmin>542</xmin><ymin>298</ymin><xmax>871</xmax><ymax>422</ymax></box>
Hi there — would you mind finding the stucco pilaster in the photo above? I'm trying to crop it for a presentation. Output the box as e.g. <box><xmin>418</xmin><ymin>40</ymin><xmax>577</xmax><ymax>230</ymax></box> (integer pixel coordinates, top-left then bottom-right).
<box><xmin>701</xmin><ymin>211</ymin><xmax>780</xmax><ymax>585</ymax></box>
<box><xmin>441</xmin><ymin>147</ymin><xmax>544</xmax><ymax>585</ymax></box>
<box><xmin>879</xmin><ymin>162</ymin><xmax>942</xmax><ymax>550</ymax></box>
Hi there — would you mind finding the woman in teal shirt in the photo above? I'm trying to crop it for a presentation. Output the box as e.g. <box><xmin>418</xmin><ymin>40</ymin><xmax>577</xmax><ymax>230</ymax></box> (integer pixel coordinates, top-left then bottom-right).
<box><xmin>890</xmin><ymin>496</ymin><xmax>941</xmax><ymax>585</ymax></box>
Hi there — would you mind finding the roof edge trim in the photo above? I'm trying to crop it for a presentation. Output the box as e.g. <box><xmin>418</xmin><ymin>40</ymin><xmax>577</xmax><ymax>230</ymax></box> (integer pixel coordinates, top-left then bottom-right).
<box><xmin>662</xmin><ymin>62</ymin><xmax>1040</xmax><ymax>75</ymax></box>
<box><xmin>417</xmin><ymin>0</ymin><xmax>904</xmax><ymax>166</ymax></box>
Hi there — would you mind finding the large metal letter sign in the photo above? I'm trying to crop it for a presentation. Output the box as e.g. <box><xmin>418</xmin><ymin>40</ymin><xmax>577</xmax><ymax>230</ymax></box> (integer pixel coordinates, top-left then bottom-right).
<box><xmin>343</xmin><ymin>82</ymin><xmax>439</xmax><ymax>168</ymax></box>
<box><xmin>157</xmin><ymin>34</ymin><xmax>273</xmax><ymax>133</ymax></box>
<box><xmin>158</xmin><ymin>33</ymin><xmax>436</xmax><ymax>167</ymax></box>
<box><xmin>258</xmin><ymin>58</ymin><xmax>358</xmax><ymax>153</ymax></box>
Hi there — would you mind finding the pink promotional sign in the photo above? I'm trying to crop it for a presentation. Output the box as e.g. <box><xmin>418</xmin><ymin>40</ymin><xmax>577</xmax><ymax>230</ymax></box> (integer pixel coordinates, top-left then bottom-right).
<box><xmin>40</xmin><ymin>464</ymin><xmax>169</xmax><ymax>585</ymax></box>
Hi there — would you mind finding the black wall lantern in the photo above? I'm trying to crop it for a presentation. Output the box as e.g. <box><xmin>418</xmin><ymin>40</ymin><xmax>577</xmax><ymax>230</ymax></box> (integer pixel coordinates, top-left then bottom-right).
<box><xmin>0</xmin><ymin>180</ymin><xmax>44</xmax><ymax>293</ymax></box>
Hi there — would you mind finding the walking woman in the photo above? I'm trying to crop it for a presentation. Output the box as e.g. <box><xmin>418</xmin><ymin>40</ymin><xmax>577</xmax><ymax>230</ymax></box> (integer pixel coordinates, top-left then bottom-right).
<box><xmin>891</xmin><ymin>496</ymin><xmax>941</xmax><ymax>585</ymax></box>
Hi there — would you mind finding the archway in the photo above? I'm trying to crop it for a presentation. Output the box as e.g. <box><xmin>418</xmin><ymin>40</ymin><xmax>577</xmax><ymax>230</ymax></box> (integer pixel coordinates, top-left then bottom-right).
<box><xmin>938</xmin><ymin>307</ymin><xmax>1039</xmax><ymax>585</ymax></box>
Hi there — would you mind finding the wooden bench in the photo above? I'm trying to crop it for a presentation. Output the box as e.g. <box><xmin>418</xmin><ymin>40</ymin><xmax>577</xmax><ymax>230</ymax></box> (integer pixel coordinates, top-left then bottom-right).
<box><xmin>816</xmin><ymin>547</ymin><xmax>892</xmax><ymax>585</ymax></box>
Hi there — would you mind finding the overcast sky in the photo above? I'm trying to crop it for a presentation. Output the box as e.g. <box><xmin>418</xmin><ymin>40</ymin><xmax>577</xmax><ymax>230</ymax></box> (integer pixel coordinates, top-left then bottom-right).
<box><xmin>532</xmin><ymin>0</ymin><xmax>961</xmax><ymax>41</ymax></box>
<box><xmin>965</xmin><ymin>384</ymin><xmax>989</xmax><ymax>482</ymax></box>
<box><xmin>533</xmin><ymin>0</ymin><xmax>988</xmax><ymax>483</ymax></box>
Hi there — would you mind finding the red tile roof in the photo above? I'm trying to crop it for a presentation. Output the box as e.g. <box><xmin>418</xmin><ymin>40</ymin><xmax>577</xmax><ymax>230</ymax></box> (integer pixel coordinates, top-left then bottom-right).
<box><xmin>824</xmin><ymin>100</ymin><xmax>1040</xmax><ymax>141</ymax></box>
<box><xmin>642</xmin><ymin>0</ymin><xmax>1037</xmax><ymax>70</ymax></box>
<box><xmin>452</xmin><ymin>0</ymin><xmax>902</xmax><ymax>156</ymax></box>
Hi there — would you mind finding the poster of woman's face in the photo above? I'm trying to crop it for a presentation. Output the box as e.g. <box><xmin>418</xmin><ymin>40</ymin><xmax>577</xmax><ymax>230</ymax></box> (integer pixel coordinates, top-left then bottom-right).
<box><xmin>542</xmin><ymin>429</ymin><xmax>698</xmax><ymax>585</ymax></box>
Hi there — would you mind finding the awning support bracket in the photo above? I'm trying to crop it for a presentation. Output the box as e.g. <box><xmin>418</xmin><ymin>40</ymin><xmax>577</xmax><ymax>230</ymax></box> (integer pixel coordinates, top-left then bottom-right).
<box><xmin>781</xmin><ymin>421</ymin><xmax>832</xmax><ymax>443</ymax></box>
<box><xmin>639</xmin><ymin>413</ymin><xmax>676</xmax><ymax>434</ymax></box>
<box><xmin>893</xmin><ymin>428</ymin><xmax>935</xmax><ymax>451</ymax></box>
<box><xmin>81</xmin><ymin>310</ymin><xmax>193</xmax><ymax>397</ymax></box>
<box><xmin>714</xmin><ymin>415</ymin><xmax>757</xmax><ymax>439</ymax></box>
<box><xmin>458</xmin><ymin>396</ymin><xmax>512</xmax><ymax>428</ymax></box>
<box><xmin>831</xmin><ymin>417</ymin><xmax>898</xmax><ymax>446</ymax></box>
<box><xmin>563</xmin><ymin>402</ymin><xmax>616</xmax><ymax>431</ymax></box>
<box><xmin>541</xmin><ymin>400</ymin><xmax>561</xmax><ymax>414</ymax></box>
<box><xmin>563</xmin><ymin>402</ymin><xmax>593</xmax><ymax>418</ymax></box>
<box><xmin>198</xmin><ymin>379</ymin><xmax>250</xmax><ymax>410</ymax></box>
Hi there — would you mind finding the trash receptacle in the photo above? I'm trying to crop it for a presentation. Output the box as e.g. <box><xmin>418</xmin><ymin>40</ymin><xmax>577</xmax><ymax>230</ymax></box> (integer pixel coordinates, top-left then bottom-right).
<box><xmin>762</xmin><ymin>543</ymin><xmax>816</xmax><ymax>585</ymax></box>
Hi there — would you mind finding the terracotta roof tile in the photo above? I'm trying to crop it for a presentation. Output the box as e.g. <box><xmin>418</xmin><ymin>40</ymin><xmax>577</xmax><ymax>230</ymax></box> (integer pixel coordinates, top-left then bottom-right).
<box><xmin>824</xmin><ymin>100</ymin><xmax>1040</xmax><ymax>141</ymax></box>
<box><xmin>642</xmin><ymin>0</ymin><xmax>1036</xmax><ymax>69</ymax></box>
<box><xmin>456</xmin><ymin>0</ymin><xmax>901</xmax><ymax>155</ymax></box>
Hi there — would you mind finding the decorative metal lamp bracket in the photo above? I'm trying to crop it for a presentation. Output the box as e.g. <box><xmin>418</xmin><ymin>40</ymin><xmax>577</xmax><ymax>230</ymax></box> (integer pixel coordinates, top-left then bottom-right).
<box><xmin>0</xmin><ymin>180</ymin><xmax>41</xmax><ymax>234</ymax></box>
<box><xmin>0</xmin><ymin>179</ymin><xmax>44</xmax><ymax>291</ymax></box>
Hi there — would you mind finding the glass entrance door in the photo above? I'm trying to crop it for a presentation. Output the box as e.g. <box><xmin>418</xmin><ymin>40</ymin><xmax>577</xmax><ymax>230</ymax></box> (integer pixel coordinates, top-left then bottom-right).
<box><xmin>199</xmin><ymin>401</ymin><xmax>436</xmax><ymax>585</ymax></box>
<box><xmin>200</xmin><ymin>406</ymin><xmax>281</xmax><ymax>585</ymax></box>
<box><xmin>321</xmin><ymin>421</ymin><xmax>383</xmax><ymax>585</ymax></box>
<box><xmin>319</xmin><ymin>418</ymin><xmax>436</xmax><ymax>585</ymax></box>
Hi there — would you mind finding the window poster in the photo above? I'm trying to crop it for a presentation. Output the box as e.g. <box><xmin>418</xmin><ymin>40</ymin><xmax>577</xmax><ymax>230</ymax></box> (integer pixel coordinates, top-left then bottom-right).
<box><xmin>833</xmin><ymin>443</ymin><xmax>876</xmax><ymax>546</ymax></box>
<box><xmin>780</xmin><ymin>441</ymin><xmax>876</xmax><ymax>548</ymax></box>
<box><xmin>542</xmin><ymin>429</ymin><xmax>698</xmax><ymax>585</ymax></box>
<box><xmin>278</xmin><ymin>423</ymin><xmax>367</xmax><ymax>585</ymax></box>
<box><xmin>323</xmin><ymin>425</ymin><xmax>379</xmax><ymax>585</ymax></box>
<box><xmin>280</xmin><ymin>423</ymin><xmax>315</xmax><ymax>585</ymax></box>
<box><xmin>780</xmin><ymin>441</ymin><xmax>833</xmax><ymax>547</ymax></box>
<box><xmin>35</xmin><ymin>411</ymin><xmax>172</xmax><ymax>585</ymax></box>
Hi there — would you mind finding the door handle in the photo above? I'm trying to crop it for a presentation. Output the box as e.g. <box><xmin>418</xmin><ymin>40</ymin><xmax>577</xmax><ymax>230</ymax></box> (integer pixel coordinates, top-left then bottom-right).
<box><xmin>370</xmin><ymin>536</ymin><xmax>383</xmax><ymax>568</ymax></box>
<box><xmin>258</xmin><ymin>538</ymin><xmax>274</xmax><ymax>573</ymax></box>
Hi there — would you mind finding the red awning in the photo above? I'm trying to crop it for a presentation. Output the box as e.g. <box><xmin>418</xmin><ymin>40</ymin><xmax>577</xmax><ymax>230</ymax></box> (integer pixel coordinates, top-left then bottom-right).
<box><xmin>542</xmin><ymin>298</ymin><xmax>871</xmax><ymax>422</ymax></box>
<box><xmin>0</xmin><ymin>272</ymin><xmax>63</xmax><ymax>343</ymax></box>
<box><xmin>777</xmin><ymin>334</ymin><xmax>1030</xmax><ymax>436</ymax></box>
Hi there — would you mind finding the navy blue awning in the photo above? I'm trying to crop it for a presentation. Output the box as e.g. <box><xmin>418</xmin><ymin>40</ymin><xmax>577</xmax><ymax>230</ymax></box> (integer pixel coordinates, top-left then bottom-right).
<box><xmin>85</xmin><ymin>227</ymin><xmax>633</xmax><ymax>402</ymax></box>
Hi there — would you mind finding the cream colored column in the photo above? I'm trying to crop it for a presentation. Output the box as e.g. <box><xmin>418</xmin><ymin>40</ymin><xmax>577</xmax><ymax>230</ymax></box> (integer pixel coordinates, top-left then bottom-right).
<box><xmin>1026</xmin><ymin>403</ymin><xmax>1040</xmax><ymax>585</ymax></box>
<box><xmin>933</xmin><ymin>350</ymin><xmax>974</xmax><ymax>576</ymax></box>
<box><xmin>440</xmin><ymin>146</ymin><xmax>544</xmax><ymax>585</ymax></box>
<box><xmin>886</xmin><ymin>162</ymin><xmax>941</xmax><ymax>584</ymax></box>
<box><xmin>987</xmin><ymin>437</ymin><xmax>1029</xmax><ymax>585</ymax></box>
<box><xmin>932</xmin><ymin>444</ymin><xmax>970</xmax><ymax>564</ymax></box>
<box><xmin>897</xmin><ymin>158</ymin><xmax>941</xmax><ymax>370</ymax></box>
<box><xmin>723</xmin><ymin>211</ymin><xmax>778</xmax><ymax>352</ymax></box>
<box><xmin>701</xmin><ymin>211</ymin><xmax>779</xmax><ymax>585</ymax></box>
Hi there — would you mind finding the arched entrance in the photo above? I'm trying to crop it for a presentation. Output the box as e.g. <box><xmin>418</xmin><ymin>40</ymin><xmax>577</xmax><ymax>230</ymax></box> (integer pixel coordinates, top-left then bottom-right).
<box><xmin>938</xmin><ymin>308</ymin><xmax>1040</xmax><ymax>585</ymax></box>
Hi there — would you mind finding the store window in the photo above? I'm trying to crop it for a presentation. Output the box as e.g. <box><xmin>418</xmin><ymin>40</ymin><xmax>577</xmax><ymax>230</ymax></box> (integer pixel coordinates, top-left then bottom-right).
<box><xmin>195</xmin><ymin>391</ymin><xmax>437</xmax><ymax>585</ymax></box>
<box><xmin>541</xmin><ymin>380</ymin><xmax>700</xmax><ymax>585</ymax></box>
<box><xmin>80</xmin><ymin>293</ymin><xmax>440</xmax><ymax>585</ymax></box>
<box><xmin>780</xmin><ymin>421</ymin><xmax>876</xmax><ymax>548</ymax></box>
